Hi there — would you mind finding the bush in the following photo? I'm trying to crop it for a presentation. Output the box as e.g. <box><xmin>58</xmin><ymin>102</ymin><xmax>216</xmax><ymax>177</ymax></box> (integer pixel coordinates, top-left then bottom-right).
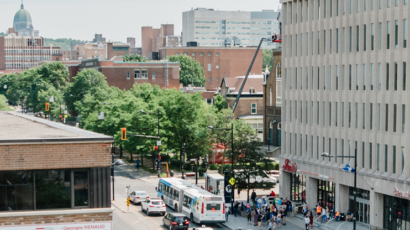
<box><xmin>161</xmin><ymin>154</ymin><xmax>171</xmax><ymax>162</ymax></box>
<box><xmin>209</xmin><ymin>164</ymin><xmax>220</xmax><ymax>170</ymax></box>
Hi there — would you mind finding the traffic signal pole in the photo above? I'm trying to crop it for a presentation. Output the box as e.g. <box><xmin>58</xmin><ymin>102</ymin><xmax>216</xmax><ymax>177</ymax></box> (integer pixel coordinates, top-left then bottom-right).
<box><xmin>157</xmin><ymin>108</ymin><xmax>160</xmax><ymax>178</ymax></box>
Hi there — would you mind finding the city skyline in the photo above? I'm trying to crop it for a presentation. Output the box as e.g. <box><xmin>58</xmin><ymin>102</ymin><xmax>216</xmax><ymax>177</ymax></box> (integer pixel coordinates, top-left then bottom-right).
<box><xmin>0</xmin><ymin>0</ymin><xmax>281</xmax><ymax>45</ymax></box>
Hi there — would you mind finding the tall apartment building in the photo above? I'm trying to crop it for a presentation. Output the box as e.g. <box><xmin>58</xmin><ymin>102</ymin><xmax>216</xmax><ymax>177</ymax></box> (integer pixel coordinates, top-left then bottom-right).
<box><xmin>141</xmin><ymin>24</ymin><xmax>182</xmax><ymax>59</ymax></box>
<box><xmin>280</xmin><ymin>0</ymin><xmax>410</xmax><ymax>229</ymax></box>
<box><xmin>0</xmin><ymin>29</ymin><xmax>62</xmax><ymax>71</ymax></box>
<box><xmin>182</xmin><ymin>8</ymin><xmax>280</xmax><ymax>48</ymax></box>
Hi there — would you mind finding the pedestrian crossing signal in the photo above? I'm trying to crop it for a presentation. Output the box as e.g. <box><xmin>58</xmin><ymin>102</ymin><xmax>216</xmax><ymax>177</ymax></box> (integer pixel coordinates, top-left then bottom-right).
<box><xmin>45</xmin><ymin>103</ymin><xmax>49</xmax><ymax>111</ymax></box>
<box><xmin>121</xmin><ymin>128</ymin><xmax>127</xmax><ymax>140</ymax></box>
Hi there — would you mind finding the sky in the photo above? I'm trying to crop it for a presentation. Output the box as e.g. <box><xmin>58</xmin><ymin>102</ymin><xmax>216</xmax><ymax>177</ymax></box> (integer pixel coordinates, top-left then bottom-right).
<box><xmin>0</xmin><ymin>0</ymin><xmax>281</xmax><ymax>46</ymax></box>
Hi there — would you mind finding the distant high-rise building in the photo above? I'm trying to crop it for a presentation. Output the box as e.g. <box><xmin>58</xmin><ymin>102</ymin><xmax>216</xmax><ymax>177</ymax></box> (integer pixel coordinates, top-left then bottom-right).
<box><xmin>182</xmin><ymin>8</ymin><xmax>280</xmax><ymax>47</ymax></box>
<box><xmin>142</xmin><ymin>24</ymin><xmax>182</xmax><ymax>59</ymax></box>
<box><xmin>92</xmin><ymin>34</ymin><xmax>106</xmax><ymax>43</ymax></box>
<box><xmin>127</xmin><ymin>37</ymin><xmax>136</xmax><ymax>48</ymax></box>
<box><xmin>12</xmin><ymin>2</ymin><xmax>39</xmax><ymax>36</ymax></box>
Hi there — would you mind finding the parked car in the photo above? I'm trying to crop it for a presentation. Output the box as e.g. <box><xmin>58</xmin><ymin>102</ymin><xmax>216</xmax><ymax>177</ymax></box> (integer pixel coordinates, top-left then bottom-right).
<box><xmin>128</xmin><ymin>191</ymin><xmax>149</xmax><ymax>204</ymax></box>
<box><xmin>141</xmin><ymin>198</ymin><xmax>166</xmax><ymax>216</ymax></box>
<box><xmin>162</xmin><ymin>213</ymin><xmax>190</xmax><ymax>230</ymax></box>
<box><xmin>265</xmin><ymin>170</ymin><xmax>280</xmax><ymax>183</ymax></box>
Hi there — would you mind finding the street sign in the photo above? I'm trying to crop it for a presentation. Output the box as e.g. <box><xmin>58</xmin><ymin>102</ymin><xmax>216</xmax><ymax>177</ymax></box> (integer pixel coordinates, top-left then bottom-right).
<box><xmin>49</xmin><ymin>96</ymin><xmax>54</xmax><ymax>102</ymax></box>
<box><xmin>157</xmin><ymin>140</ymin><xmax>161</xmax><ymax>146</ymax></box>
<box><xmin>64</xmin><ymin>109</ymin><xmax>67</xmax><ymax>114</ymax></box>
<box><xmin>229</xmin><ymin>177</ymin><xmax>236</xmax><ymax>186</ymax></box>
<box><xmin>225</xmin><ymin>185</ymin><xmax>232</xmax><ymax>193</ymax></box>
<box><xmin>98</xmin><ymin>112</ymin><xmax>104</xmax><ymax>120</ymax></box>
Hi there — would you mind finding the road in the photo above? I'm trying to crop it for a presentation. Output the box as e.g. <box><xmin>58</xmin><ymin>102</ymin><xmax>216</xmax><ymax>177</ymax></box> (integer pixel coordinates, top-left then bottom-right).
<box><xmin>112</xmin><ymin>165</ymin><xmax>228</xmax><ymax>230</ymax></box>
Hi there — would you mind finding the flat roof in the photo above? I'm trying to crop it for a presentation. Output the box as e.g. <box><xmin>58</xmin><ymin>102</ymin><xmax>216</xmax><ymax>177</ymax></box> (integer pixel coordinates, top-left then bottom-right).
<box><xmin>0</xmin><ymin>112</ymin><xmax>113</xmax><ymax>144</ymax></box>
<box><xmin>159</xmin><ymin>46</ymin><xmax>258</xmax><ymax>50</ymax></box>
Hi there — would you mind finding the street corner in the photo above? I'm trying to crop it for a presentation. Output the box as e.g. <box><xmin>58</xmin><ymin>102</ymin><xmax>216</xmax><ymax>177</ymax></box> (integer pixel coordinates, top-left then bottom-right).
<box><xmin>112</xmin><ymin>199</ymin><xmax>133</xmax><ymax>213</ymax></box>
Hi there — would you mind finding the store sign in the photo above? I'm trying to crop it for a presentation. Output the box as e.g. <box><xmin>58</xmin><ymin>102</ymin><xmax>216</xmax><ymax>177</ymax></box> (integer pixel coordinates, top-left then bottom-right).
<box><xmin>0</xmin><ymin>222</ymin><xmax>112</xmax><ymax>230</ymax></box>
<box><xmin>282</xmin><ymin>159</ymin><xmax>297</xmax><ymax>173</ymax></box>
<box><xmin>393</xmin><ymin>188</ymin><xmax>410</xmax><ymax>199</ymax></box>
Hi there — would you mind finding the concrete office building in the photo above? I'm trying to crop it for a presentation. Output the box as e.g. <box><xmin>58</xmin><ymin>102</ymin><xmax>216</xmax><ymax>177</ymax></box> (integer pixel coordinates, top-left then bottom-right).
<box><xmin>280</xmin><ymin>0</ymin><xmax>410</xmax><ymax>229</ymax></box>
<box><xmin>182</xmin><ymin>8</ymin><xmax>280</xmax><ymax>48</ymax></box>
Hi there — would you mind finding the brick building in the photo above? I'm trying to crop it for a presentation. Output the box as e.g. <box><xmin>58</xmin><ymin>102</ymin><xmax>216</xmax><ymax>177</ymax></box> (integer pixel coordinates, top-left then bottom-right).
<box><xmin>0</xmin><ymin>28</ymin><xmax>62</xmax><ymax>71</ymax></box>
<box><xmin>142</xmin><ymin>24</ymin><xmax>182</xmax><ymax>59</ymax></box>
<box><xmin>220</xmin><ymin>75</ymin><xmax>264</xmax><ymax>140</ymax></box>
<box><xmin>263</xmin><ymin>49</ymin><xmax>281</xmax><ymax>147</ymax></box>
<box><xmin>68</xmin><ymin>58</ymin><xmax>180</xmax><ymax>90</ymax></box>
<box><xmin>107</xmin><ymin>42</ymin><xmax>130</xmax><ymax>60</ymax></box>
<box><xmin>0</xmin><ymin>112</ymin><xmax>113</xmax><ymax>229</ymax></box>
<box><xmin>159</xmin><ymin>46</ymin><xmax>262</xmax><ymax>90</ymax></box>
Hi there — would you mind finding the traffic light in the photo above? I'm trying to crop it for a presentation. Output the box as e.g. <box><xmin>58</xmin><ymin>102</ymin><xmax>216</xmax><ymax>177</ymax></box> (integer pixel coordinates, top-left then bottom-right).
<box><xmin>154</xmin><ymin>146</ymin><xmax>158</xmax><ymax>151</ymax></box>
<box><xmin>127</xmin><ymin>197</ymin><xmax>130</xmax><ymax>206</ymax></box>
<box><xmin>121</xmin><ymin>128</ymin><xmax>127</xmax><ymax>140</ymax></box>
<box><xmin>158</xmin><ymin>153</ymin><xmax>161</xmax><ymax>160</ymax></box>
<box><xmin>45</xmin><ymin>102</ymin><xmax>49</xmax><ymax>111</ymax></box>
<box><xmin>59</xmin><ymin>115</ymin><xmax>62</xmax><ymax>118</ymax></box>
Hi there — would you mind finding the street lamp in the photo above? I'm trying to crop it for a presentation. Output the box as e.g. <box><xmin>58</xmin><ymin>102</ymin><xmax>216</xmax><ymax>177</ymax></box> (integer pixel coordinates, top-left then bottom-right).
<box><xmin>140</xmin><ymin>109</ymin><xmax>161</xmax><ymax>177</ymax></box>
<box><xmin>321</xmin><ymin>150</ymin><xmax>357</xmax><ymax>230</ymax></box>
<box><xmin>207</xmin><ymin>123</ymin><xmax>234</xmax><ymax>211</ymax></box>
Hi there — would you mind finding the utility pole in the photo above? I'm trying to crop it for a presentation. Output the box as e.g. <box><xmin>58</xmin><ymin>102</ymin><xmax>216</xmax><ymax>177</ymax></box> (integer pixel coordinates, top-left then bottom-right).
<box><xmin>181</xmin><ymin>143</ymin><xmax>185</xmax><ymax>179</ymax></box>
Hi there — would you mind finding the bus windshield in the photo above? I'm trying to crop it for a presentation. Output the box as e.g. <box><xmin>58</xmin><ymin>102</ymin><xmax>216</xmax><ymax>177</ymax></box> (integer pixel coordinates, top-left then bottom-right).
<box><xmin>206</xmin><ymin>203</ymin><xmax>221</xmax><ymax>212</ymax></box>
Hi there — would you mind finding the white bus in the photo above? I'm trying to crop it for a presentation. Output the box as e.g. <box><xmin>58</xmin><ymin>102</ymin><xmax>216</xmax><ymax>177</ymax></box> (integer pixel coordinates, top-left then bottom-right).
<box><xmin>157</xmin><ymin>178</ymin><xmax>225</xmax><ymax>224</ymax></box>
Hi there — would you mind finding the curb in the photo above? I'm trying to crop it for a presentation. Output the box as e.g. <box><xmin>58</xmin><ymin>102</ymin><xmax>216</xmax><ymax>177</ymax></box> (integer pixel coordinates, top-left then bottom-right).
<box><xmin>111</xmin><ymin>202</ymin><xmax>132</xmax><ymax>213</ymax></box>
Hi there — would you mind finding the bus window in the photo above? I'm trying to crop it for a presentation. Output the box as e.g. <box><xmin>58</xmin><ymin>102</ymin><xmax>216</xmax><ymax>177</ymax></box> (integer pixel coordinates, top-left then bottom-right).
<box><xmin>175</xmin><ymin>191</ymin><xmax>179</xmax><ymax>201</ymax></box>
<box><xmin>170</xmin><ymin>188</ymin><xmax>174</xmax><ymax>199</ymax></box>
<box><xmin>183</xmin><ymin>196</ymin><xmax>189</xmax><ymax>207</ymax></box>
<box><xmin>206</xmin><ymin>204</ymin><xmax>221</xmax><ymax>212</ymax></box>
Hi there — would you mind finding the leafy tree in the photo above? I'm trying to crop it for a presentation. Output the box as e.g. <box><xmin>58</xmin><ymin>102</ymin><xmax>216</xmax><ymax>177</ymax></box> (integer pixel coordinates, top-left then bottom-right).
<box><xmin>262</xmin><ymin>49</ymin><xmax>273</xmax><ymax>71</ymax></box>
<box><xmin>0</xmin><ymin>95</ymin><xmax>12</xmax><ymax>111</ymax></box>
<box><xmin>167</xmin><ymin>55</ymin><xmax>206</xmax><ymax>87</ymax></box>
<box><xmin>123</xmin><ymin>54</ymin><xmax>147</xmax><ymax>62</ymax></box>
<box><xmin>214</xmin><ymin>94</ymin><xmax>226</xmax><ymax>111</ymax></box>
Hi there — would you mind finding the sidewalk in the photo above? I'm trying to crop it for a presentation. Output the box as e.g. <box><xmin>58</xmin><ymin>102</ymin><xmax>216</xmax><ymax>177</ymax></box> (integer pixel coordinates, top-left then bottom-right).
<box><xmin>221</xmin><ymin>212</ymin><xmax>306</xmax><ymax>230</ymax></box>
<box><xmin>292</xmin><ymin>213</ymin><xmax>370</xmax><ymax>230</ymax></box>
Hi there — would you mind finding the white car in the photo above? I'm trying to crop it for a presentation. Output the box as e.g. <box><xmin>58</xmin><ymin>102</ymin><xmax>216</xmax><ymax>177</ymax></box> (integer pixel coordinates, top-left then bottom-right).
<box><xmin>129</xmin><ymin>191</ymin><xmax>149</xmax><ymax>204</ymax></box>
<box><xmin>265</xmin><ymin>170</ymin><xmax>280</xmax><ymax>183</ymax></box>
<box><xmin>141</xmin><ymin>198</ymin><xmax>166</xmax><ymax>216</ymax></box>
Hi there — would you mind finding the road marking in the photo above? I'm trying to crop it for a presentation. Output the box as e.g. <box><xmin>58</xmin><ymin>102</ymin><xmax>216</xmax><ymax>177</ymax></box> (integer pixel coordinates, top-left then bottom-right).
<box><xmin>130</xmin><ymin>205</ymin><xmax>161</xmax><ymax>227</ymax></box>
<box><xmin>132</xmin><ymin>217</ymin><xmax>148</xmax><ymax>224</ymax></box>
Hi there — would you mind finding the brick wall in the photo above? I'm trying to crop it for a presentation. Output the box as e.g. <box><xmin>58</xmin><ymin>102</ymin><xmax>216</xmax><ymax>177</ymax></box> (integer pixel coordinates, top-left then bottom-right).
<box><xmin>0</xmin><ymin>37</ymin><xmax>5</xmax><ymax>70</ymax></box>
<box><xmin>0</xmin><ymin>212</ymin><xmax>112</xmax><ymax>226</ymax></box>
<box><xmin>226</xmin><ymin>97</ymin><xmax>264</xmax><ymax>118</ymax></box>
<box><xmin>0</xmin><ymin>142</ymin><xmax>112</xmax><ymax>171</ymax></box>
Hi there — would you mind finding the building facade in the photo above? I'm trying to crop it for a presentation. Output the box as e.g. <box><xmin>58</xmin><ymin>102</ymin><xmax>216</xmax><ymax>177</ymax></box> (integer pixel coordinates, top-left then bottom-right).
<box><xmin>280</xmin><ymin>0</ymin><xmax>410</xmax><ymax>229</ymax></box>
<box><xmin>263</xmin><ymin>49</ymin><xmax>282</xmax><ymax>147</ymax></box>
<box><xmin>0</xmin><ymin>29</ymin><xmax>62</xmax><ymax>71</ymax></box>
<box><xmin>12</xmin><ymin>3</ymin><xmax>39</xmax><ymax>36</ymax></box>
<box><xmin>182</xmin><ymin>8</ymin><xmax>280</xmax><ymax>48</ymax></box>
<box><xmin>0</xmin><ymin>112</ymin><xmax>113</xmax><ymax>229</ymax></box>
<box><xmin>159</xmin><ymin>47</ymin><xmax>262</xmax><ymax>90</ymax></box>
<box><xmin>68</xmin><ymin>58</ymin><xmax>180</xmax><ymax>90</ymax></box>
<box><xmin>141</xmin><ymin>24</ymin><xmax>181</xmax><ymax>59</ymax></box>
<box><xmin>107</xmin><ymin>42</ymin><xmax>130</xmax><ymax>60</ymax></box>
<box><xmin>220</xmin><ymin>75</ymin><xmax>264</xmax><ymax>140</ymax></box>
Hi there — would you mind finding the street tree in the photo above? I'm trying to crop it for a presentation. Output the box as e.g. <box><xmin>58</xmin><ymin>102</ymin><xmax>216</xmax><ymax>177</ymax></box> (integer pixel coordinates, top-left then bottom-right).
<box><xmin>0</xmin><ymin>95</ymin><xmax>12</xmax><ymax>111</ymax></box>
<box><xmin>167</xmin><ymin>55</ymin><xmax>206</xmax><ymax>87</ymax></box>
<box><xmin>123</xmin><ymin>54</ymin><xmax>147</xmax><ymax>62</ymax></box>
<box><xmin>214</xmin><ymin>94</ymin><xmax>226</xmax><ymax>111</ymax></box>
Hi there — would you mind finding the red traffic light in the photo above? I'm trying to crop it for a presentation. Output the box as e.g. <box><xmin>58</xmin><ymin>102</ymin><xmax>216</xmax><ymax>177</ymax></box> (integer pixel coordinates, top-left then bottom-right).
<box><xmin>59</xmin><ymin>115</ymin><xmax>62</xmax><ymax>118</ymax></box>
<box><xmin>158</xmin><ymin>154</ymin><xmax>161</xmax><ymax>160</ymax></box>
<box><xmin>154</xmin><ymin>146</ymin><xmax>158</xmax><ymax>151</ymax></box>
<box><xmin>61</xmin><ymin>118</ymin><xmax>63</xmax><ymax>122</ymax></box>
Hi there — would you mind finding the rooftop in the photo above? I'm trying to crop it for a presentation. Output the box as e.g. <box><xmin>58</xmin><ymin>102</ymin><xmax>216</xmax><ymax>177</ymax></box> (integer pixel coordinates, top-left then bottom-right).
<box><xmin>0</xmin><ymin>112</ymin><xmax>113</xmax><ymax>144</ymax></box>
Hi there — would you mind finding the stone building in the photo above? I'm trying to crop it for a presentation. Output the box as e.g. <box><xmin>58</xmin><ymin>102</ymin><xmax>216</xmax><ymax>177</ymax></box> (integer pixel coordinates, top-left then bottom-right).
<box><xmin>12</xmin><ymin>2</ymin><xmax>39</xmax><ymax>36</ymax></box>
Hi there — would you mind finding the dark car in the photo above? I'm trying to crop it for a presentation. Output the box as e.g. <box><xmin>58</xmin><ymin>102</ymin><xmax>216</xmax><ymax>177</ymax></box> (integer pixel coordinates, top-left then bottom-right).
<box><xmin>162</xmin><ymin>213</ymin><xmax>190</xmax><ymax>230</ymax></box>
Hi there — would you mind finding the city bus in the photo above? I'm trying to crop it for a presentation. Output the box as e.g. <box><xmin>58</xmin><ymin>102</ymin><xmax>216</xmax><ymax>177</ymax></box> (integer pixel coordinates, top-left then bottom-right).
<box><xmin>157</xmin><ymin>178</ymin><xmax>225</xmax><ymax>224</ymax></box>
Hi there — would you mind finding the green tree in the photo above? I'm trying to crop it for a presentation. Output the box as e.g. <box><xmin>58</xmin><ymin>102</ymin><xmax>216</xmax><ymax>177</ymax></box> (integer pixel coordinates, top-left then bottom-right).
<box><xmin>123</xmin><ymin>54</ymin><xmax>147</xmax><ymax>62</ymax></box>
<box><xmin>262</xmin><ymin>49</ymin><xmax>273</xmax><ymax>71</ymax></box>
<box><xmin>214</xmin><ymin>94</ymin><xmax>226</xmax><ymax>111</ymax></box>
<box><xmin>167</xmin><ymin>55</ymin><xmax>206</xmax><ymax>87</ymax></box>
<box><xmin>0</xmin><ymin>95</ymin><xmax>12</xmax><ymax>111</ymax></box>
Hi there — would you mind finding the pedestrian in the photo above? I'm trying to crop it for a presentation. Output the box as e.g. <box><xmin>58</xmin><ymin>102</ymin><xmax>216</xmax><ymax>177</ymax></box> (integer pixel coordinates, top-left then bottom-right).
<box><xmin>321</xmin><ymin>206</ymin><xmax>326</xmax><ymax>223</ymax></box>
<box><xmin>277</xmin><ymin>211</ymin><xmax>282</xmax><ymax>228</ymax></box>
<box><xmin>258</xmin><ymin>211</ymin><xmax>263</xmax><ymax>229</ymax></box>
<box><xmin>261</xmin><ymin>207</ymin><xmax>267</xmax><ymax>225</ymax></box>
<box><xmin>238</xmin><ymin>188</ymin><xmax>241</xmax><ymax>198</ymax></box>
<box><xmin>309</xmin><ymin>211</ymin><xmax>314</xmax><ymax>229</ymax></box>
<box><xmin>234</xmin><ymin>201</ymin><xmax>239</xmax><ymax>217</ymax></box>
<box><xmin>304</xmin><ymin>215</ymin><xmax>310</xmax><ymax>230</ymax></box>
<box><xmin>251</xmin><ymin>190</ymin><xmax>257</xmax><ymax>205</ymax></box>
<box><xmin>254</xmin><ymin>208</ymin><xmax>259</xmax><ymax>226</ymax></box>
<box><xmin>136</xmin><ymin>159</ymin><xmax>140</xmax><ymax>169</ymax></box>
<box><xmin>282</xmin><ymin>205</ymin><xmax>287</xmax><ymax>225</ymax></box>
<box><xmin>270</xmin><ymin>190</ymin><xmax>276</xmax><ymax>197</ymax></box>
<box><xmin>225</xmin><ymin>205</ymin><xmax>229</xmax><ymax>222</ymax></box>
<box><xmin>268</xmin><ymin>220</ymin><xmax>273</xmax><ymax>230</ymax></box>
<box><xmin>247</xmin><ymin>207</ymin><xmax>252</xmax><ymax>225</ymax></box>
<box><xmin>316</xmin><ymin>205</ymin><xmax>322</xmax><ymax>221</ymax></box>
<box><xmin>278</xmin><ymin>197</ymin><xmax>283</xmax><ymax>205</ymax></box>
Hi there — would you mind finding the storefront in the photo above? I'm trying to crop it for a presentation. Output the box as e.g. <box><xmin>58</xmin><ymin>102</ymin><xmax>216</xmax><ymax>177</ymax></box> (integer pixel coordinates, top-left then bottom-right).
<box><xmin>290</xmin><ymin>173</ymin><xmax>306</xmax><ymax>203</ymax></box>
<box><xmin>317</xmin><ymin>179</ymin><xmax>335</xmax><ymax>210</ymax></box>
<box><xmin>349</xmin><ymin>188</ymin><xmax>370</xmax><ymax>225</ymax></box>
<box><xmin>384</xmin><ymin>191</ymin><xmax>410</xmax><ymax>230</ymax></box>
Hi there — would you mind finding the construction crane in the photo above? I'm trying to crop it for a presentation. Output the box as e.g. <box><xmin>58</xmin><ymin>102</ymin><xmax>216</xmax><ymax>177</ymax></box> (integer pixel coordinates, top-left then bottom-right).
<box><xmin>231</xmin><ymin>34</ymin><xmax>281</xmax><ymax>113</ymax></box>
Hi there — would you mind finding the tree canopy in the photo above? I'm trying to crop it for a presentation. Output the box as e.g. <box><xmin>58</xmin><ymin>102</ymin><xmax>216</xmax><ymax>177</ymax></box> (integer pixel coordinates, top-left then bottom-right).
<box><xmin>167</xmin><ymin>55</ymin><xmax>206</xmax><ymax>87</ymax></box>
<box><xmin>262</xmin><ymin>49</ymin><xmax>273</xmax><ymax>71</ymax></box>
<box><xmin>123</xmin><ymin>54</ymin><xmax>147</xmax><ymax>62</ymax></box>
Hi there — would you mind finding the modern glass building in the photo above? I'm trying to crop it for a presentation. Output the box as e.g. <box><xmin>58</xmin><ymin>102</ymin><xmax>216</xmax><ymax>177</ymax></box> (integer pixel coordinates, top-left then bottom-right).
<box><xmin>279</xmin><ymin>0</ymin><xmax>410</xmax><ymax>229</ymax></box>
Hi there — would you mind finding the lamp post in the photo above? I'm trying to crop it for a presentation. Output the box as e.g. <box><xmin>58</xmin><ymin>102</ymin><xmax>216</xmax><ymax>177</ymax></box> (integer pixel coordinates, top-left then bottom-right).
<box><xmin>207</xmin><ymin>123</ymin><xmax>234</xmax><ymax>211</ymax></box>
<box><xmin>321</xmin><ymin>150</ymin><xmax>357</xmax><ymax>230</ymax></box>
<box><xmin>140</xmin><ymin>109</ymin><xmax>161</xmax><ymax>177</ymax></box>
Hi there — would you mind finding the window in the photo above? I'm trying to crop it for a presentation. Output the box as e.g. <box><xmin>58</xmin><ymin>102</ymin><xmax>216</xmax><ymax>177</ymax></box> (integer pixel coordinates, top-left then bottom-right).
<box><xmin>362</xmin><ymin>142</ymin><xmax>365</xmax><ymax>168</ymax></box>
<box><xmin>251</xmin><ymin>103</ymin><xmax>257</xmax><ymax>114</ymax></box>
<box><xmin>200</xmin><ymin>52</ymin><xmax>204</xmax><ymax>56</ymax></box>
<box><xmin>349</xmin><ymin>26</ymin><xmax>352</xmax><ymax>52</ymax></box>
<box><xmin>378</xmin><ymin>23</ymin><xmax>382</xmax><ymax>50</ymax></box>
<box><xmin>369</xmin><ymin>143</ymin><xmax>373</xmax><ymax>169</ymax></box>
<box><xmin>141</xmin><ymin>70</ymin><xmax>148</xmax><ymax>79</ymax></box>
<box><xmin>208</xmin><ymin>52</ymin><xmax>211</xmax><ymax>56</ymax></box>
<box><xmin>152</xmin><ymin>72</ymin><xmax>155</xmax><ymax>79</ymax></box>
<box><xmin>252</xmin><ymin>124</ymin><xmax>263</xmax><ymax>134</ymax></box>
<box><xmin>388</xmin><ymin>0</ymin><xmax>391</xmax><ymax>8</ymax></box>
<box><xmin>370</xmin><ymin>103</ymin><xmax>373</xmax><ymax>130</ymax></box>
<box><xmin>192</xmin><ymin>52</ymin><xmax>195</xmax><ymax>56</ymax></box>
<box><xmin>378</xmin><ymin>63</ymin><xmax>382</xmax><ymax>90</ymax></box>
<box><xmin>356</xmin><ymin>26</ymin><xmax>360</xmax><ymax>52</ymax></box>
<box><xmin>208</xmin><ymin>78</ymin><xmax>212</xmax><ymax>82</ymax></box>
<box><xmin>134</xmin><ymin>70</ymin><xmax>140</xmax><ymax>79</ymax></box>
<box><xmin>377</xmin><ymin>103</ymin><xmax>381</xmax><ymax>130</ymax></box>
<box><xmin>395</xmin><ymin>20</ymin><xmax>399</xmax><ymax>49</ymax></box>
<box><xmin>403</xmin><ymin>105</ymin><xmax>406</xmax><ymax>133</ymax></box>
<box><xmin>208</xmin><ymin>64</ymin><xmax>212</xmax><ymax>71</ymax></box>
<box><xmin>336</xmin><ymin>29</ymin><xmax>339</xmax><ymax>53</ymax></box>
<box><xmin>393</xmin><ymin>145</ymin><xmax>397</xmax><ymax>174</ymax></box>
<box><xmin>355</xmin><ymin>103</ymin><xmax>358</xmax><ymax>128</ymax></box>
<box><xmin>290</xmin><ymin>174</ymin><xmax>306</xmax><ymax>203</ymax></box>
<box><xmin>216</xmin><ymin>77</ymin><xmax>219</xmax><ymax>82</ymax></box>
<box><xmin>216</xmin><ymin>52</ymin><xmax>219</xmax><ymax>56</ymax></box>
<box><xmin>377</xmin><ymin>144</ymin><xmax>380</xmax><ymax>171</ymax></box>
<box><xmin>183</xmin><ymin>52</ymin><xmax>187</xmax><ymax>55</ymax></box>
<box><xmin>363</xmin><ymin>64</ymin><xmax>366</xmax><ymax>90</ymax></box>
<box><xmin>216</xmin><ymin>65</ymin><xmax>219</xmax><ymax>69</ymax></box>
<box><xmin>385</xmin><ymin>145</ymin><xmax>389</xmax><ymax>172</ymax></box>
<box><xmin>386</xmin><ymin>63</ymin><xmax>390</xmax><ymax>90</ymax></box>
<box><xmin>127</xmin><ymin>72</ymin><xmax>130</xmax><ymax>79</ymax></box>
<box><xmin>394</xmin><ymin>104</ymin><xmax>397</xmax><ymax>132</ymax></box>
<box><xmin>387</xmin><ymin>21</ymin><xmax>391</xmax><ymax>49</ymax></box>
<box><xmin>356</xmin><ymin>64</ymin><xmax>359</xmax><ymax>90</ymax></box>
<box><xmin>74</xmin><ymin>171</ymin><xmax>89</xmax><ymax>207</ymax></box>
<box><xmin>386</xmin><ymin>104</ymin><xmax>389</xmax><ymax>131</ymax></box>
<box><xmin>176</xmin><ymin>52</ymin><xmax>179</xmax><ymax>56</ymax></box>
<box><xmin>405</xmin><ymin>19</ymin><xmax>408</xmax><ymax>48</ymax></box>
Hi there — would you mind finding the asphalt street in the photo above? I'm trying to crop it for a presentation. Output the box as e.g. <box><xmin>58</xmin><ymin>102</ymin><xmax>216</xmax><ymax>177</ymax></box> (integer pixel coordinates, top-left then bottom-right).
<box><xmin>112</xmin><ymin>165</ymin><xmax>228</xmax><ymax>230</ymax></box>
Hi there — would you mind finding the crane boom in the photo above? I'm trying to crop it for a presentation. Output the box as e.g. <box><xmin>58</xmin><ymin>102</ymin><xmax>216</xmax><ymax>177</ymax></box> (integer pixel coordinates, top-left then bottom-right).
<box><xmin>231</xmin><ymin>38</ymin><xmax>266</xmax><ymax>113</ymax></box>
